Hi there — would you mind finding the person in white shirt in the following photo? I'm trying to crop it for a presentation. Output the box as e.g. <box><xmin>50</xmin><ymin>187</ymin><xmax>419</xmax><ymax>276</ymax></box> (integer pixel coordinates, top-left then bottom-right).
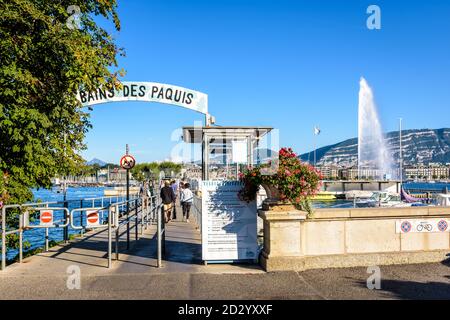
<box><xmin>180</xmin><ymin>183</ymin><xmax>194</xmax><ymax>222</ymax></box>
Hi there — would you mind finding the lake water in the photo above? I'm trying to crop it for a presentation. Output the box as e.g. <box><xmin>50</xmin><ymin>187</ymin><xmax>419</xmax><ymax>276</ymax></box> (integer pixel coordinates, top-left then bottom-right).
<box><xmin>403</xmin><ymin>182</ymin><xmax>450</xmax><ymax>193</ymax></box>
<box><xmin>311</xmin><ymin>182</ymin><xmax>450</xmax><ymax>209</ymax></box>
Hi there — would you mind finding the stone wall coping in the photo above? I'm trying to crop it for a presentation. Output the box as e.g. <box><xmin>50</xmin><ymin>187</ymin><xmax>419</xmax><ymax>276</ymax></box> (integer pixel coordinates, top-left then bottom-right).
<box><xmin>258</xmin><ymin>209</ymin><xmax>307</xmax><ymax>221</ymax></box>
<box><xmin>309</xmin><ymin>206</ymin><xmax>450</xmax><ymax>220</ymax></box>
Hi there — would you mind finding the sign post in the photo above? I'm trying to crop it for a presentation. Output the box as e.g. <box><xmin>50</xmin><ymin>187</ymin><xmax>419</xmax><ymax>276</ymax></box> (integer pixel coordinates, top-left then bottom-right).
<box><xmin>120</xmin><ymin>146</ymin><xmax>135</xmax><ymax>250</ymax></box>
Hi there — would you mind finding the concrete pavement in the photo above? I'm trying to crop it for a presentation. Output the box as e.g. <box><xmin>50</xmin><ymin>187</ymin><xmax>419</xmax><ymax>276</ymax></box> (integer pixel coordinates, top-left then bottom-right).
<box><xmin>1</xmin><ymin>208</ymin><xmax>450</xmax><ymax>299</ymax></box>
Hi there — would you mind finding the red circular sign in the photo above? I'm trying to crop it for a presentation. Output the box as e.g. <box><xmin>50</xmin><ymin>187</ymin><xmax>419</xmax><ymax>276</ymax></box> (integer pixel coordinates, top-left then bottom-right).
<box><xmin>438</xmin><ymin>220</ymin><xmax>448</xmax><ymax>232</ymax></box>
<box><xmin>120</xmin><ymin>154</ymin><xmax>136</xmax><ymax>170</ymax></box>
<box><xmin>87</xmin><ymin>212</ymin><xmax>99</xmax><ymax>224</ymax></box>
<box><xmin>401</xmin><ymin>221</ymin><xmax>412</xmax><ymax>233</ymax></box>
<box><xmin>40</xmin><ymin>211</ymin><xmax>53</xmax><ymax>224</ymax></box>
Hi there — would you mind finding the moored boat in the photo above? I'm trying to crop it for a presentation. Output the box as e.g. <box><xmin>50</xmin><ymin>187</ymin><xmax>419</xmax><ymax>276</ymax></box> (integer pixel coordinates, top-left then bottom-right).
<box><xmin>310</xmin><ymin>191</ymin><xmax>337</xmax><ymax>201</ymax></box>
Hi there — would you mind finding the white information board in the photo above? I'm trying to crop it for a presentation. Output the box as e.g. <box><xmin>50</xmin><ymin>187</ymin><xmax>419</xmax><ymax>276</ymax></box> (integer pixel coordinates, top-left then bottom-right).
<box><xmin>232</xmin><ymin>140</ymin><xmax>247</xmax><ymax>164</ymax></box>
<box><xmin>201</xmin><ymin>181</ymin><xmax>258</xmax><ymax>262</ymax></box>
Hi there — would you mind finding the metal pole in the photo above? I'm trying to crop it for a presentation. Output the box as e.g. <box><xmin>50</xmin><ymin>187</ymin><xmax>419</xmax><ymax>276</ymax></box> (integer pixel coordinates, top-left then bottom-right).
<box><xmin>2</xmin><ymin>207</ymin><xmax>6</xmax><ymax>270</ymax></box>
<box><xmin>80</xmin><ymin>199</ymin><xmax>84</xmax><ymax>237</ymax></box>
<box><xmin>63</xmin><ymin>199</ymin><xmax>69</xmax><ymax>243</ymax></box>
<box><xmin>202</xmin><ymin>132</ymin><xmax>208</xmax><ymax>180</ymax></box>
<box><xmin>108</xmin><ymin>207</ymin><xmax>112</xmax><ymax>268</ymax></box>
<box><xmin>313</xmin><ymin>126</ymin><xmax>317</xmax><ymax>167</ymax></box>
<box><xmin>145</xmin><ymin>198</ymin><xmax>149</xmax><ymax>229</ymax></box>
<box><xmin>44</xmin><ymin>203</ymin><xmax>49</xmax><ymax>251</ymax></box>
<box><xmin>157</xmin><ymin>204</ymin><xmax>162</xmax><ymax>268</ymax></box>
<box><xmin>63</xmin><ymin>133</ymin><xmax>69</xmax><ymax>243</ymax></box>
<box><xmin>45</xmin><ymin>228</ymin><xmax>49</xmax><ymax>252</ymax></box>
<box><xmin>19</xmin><ymin>212</ymin><xmax>23</xmax><ymax>263</ymax></box>
<box><xmin>115</xmin><ymin>227</ymin><xmax>119</xmax><ymax>261</ymax></box>
<box><xmin>135</xmin><ymin>199</ymin><xmax>138</xmax><ymax>240</ymax></box>
<box><xmin>162</xmin><ymin>206</ymin><xmax>166</xmax><ymax>257</ymax></box>
<box><xmin>126</xmin><ymin>168</ymin><xmax>130</xmax><ymax>250</ymax></box>
<box><xmin>399</xmin><ymin>118</ymin><xmax>403</xmax><ymax>185</ymax></box>
<box><xmin>140</xmin><ymin>197</ymin><xmax>144</xmax><ymax>235</ymax></box>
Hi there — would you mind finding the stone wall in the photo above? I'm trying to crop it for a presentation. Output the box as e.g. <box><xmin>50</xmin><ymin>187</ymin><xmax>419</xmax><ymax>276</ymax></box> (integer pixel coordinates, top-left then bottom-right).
<box><xmin>259</xmin><ymin>206</ymin><xmax>450</xmax><ymax>272</ymax></box>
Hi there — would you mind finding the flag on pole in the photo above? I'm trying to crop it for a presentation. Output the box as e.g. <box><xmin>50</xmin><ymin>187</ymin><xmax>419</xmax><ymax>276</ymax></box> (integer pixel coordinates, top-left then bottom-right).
<box><xmin>314</xmin><ymin>126</ymin><xmax>321</xmax><ymax>135</ymax></box>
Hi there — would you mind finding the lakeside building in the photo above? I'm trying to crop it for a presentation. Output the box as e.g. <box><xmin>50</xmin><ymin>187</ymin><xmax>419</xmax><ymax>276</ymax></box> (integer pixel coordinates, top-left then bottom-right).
<box><xmin>181</xmin><ymin>163</ymin><xmax>202</xmax><ymax>180</ymax></box>
<box><xmin>315</xmin><ymin>164</ymin><xmax>450</xmax><ymax>181</ymax></box>
<box><xmin>315</xmin><ymin>165</ymin><xmax>340</xmax><ymax>180</ymax></box>
<box><xmin>53</xmin><ymin>168</ymin><xmax>131</xmax><ymax>185</ymax></box>
<box><xmin>404</xmin><ymin>163</ymin><xmax>450</xmax><ymax>180</ymax></box>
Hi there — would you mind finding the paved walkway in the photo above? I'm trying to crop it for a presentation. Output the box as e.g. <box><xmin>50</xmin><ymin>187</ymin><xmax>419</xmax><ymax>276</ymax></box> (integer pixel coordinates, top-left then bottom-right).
<box><xmin>1</xmin><ymin>206</ymin><xmax>450</xmax><ymax>299</ymax></box>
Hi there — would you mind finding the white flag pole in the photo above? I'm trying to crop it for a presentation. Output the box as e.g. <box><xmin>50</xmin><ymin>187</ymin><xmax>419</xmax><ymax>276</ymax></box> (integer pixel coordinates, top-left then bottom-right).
<box><xmin>313</xmin><ymin>126</ymin><xmax>317</xmax><ymax>167</ymax></box>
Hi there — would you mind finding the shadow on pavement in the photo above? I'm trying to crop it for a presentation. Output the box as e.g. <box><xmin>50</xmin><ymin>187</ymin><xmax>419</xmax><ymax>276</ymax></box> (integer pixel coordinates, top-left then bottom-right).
<box><xmin>355</xmin><ymin>278</ymin><xmax>450</xmax><ymax>300</ymax></box>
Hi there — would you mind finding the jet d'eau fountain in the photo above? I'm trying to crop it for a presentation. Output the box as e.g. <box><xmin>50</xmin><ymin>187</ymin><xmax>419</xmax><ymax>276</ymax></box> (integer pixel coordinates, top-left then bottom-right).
<box><xmin>358</xmin><ymin>78</ymin><xmax>395</xmax><ymax>180</ymax></box>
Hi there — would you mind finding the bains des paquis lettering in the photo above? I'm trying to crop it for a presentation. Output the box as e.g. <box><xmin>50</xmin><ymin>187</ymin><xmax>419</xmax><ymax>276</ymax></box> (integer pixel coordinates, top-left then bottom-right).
<box><xmin>79</xmin><ymin>84</ymin><xmax>194</xmax><ymax>105</ymax></box>
<box><xmin>150</xmin><ymin>86</ymin><xmax>194</xmax><ymax>105</ymax></box>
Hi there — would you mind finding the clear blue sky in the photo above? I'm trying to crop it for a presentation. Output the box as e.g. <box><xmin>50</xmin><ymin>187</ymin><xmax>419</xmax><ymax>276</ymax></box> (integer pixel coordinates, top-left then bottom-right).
<box><xmin>82</xmin><ymin>0</ymin><xmax>450</xmax><ymax>163</ymax></box>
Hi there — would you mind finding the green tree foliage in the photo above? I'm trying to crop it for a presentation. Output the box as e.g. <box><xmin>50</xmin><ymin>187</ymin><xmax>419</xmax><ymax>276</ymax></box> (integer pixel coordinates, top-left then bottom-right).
<box><xmin>158</xmin><ymin>161</ymin><xmax>182</xmax><ymax>176</ymax></box>
<box><xmin>0</xmin><ymin>0</ymin><xmax>124</xmax><ymax>205</ymax></box>
<box><xmin>77</xmin><ymin>163</ymin><xmax>100</xmax><ymax>177</ymax></box>
<box><xmin>131</xmin><ymin>162</ymin><xmax>182</xmax><ymax>182</ymax></box>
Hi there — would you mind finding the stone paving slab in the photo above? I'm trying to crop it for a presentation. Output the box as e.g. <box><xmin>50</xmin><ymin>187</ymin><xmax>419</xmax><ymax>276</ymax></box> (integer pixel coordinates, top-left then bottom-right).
<box><xmin>2</xmin><ymin>263</ymin><xmax>450</xmax><ymax>300</ymax></box>
<box><xmin>2</xmin><ymin>208</ymin><xmax>450</xmax><ymax>300</ymax></box>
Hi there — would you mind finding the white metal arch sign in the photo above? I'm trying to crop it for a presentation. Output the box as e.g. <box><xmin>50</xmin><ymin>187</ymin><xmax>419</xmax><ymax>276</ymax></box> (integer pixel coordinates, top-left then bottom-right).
<box><xmin>77</xmin><ymin>81</ymin><xmax>208</xmax><ymax>115</ymax></box>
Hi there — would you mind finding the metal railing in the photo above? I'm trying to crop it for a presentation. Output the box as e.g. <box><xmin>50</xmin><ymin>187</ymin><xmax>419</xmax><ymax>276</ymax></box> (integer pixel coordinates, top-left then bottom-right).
<box><xmin>191</xmin><ymin>195</ymin><xmax>202</xmax><ymax>233</ymax></box>
<box><xmin>1</xmin><ymin>201</ymin><xmax>72</xmax><ymax>270</ymax></box>
<box><xmin>83</xmin><ymin>194</ymin><xmax>139</xmax><ymax>209</ymax></box>
<box><xmin>1</xmin><ymin>189</ymin><xmax>165</xmax><ymax>270</ymax></box>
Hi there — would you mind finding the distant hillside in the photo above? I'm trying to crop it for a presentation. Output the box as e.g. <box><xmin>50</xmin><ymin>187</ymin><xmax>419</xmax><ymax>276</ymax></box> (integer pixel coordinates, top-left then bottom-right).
<box><xmin>86</xmin><ymin>158</ymin><xmax>107</xmax><ymax>167</ymax></box>
<box><xmin>300</xmin><ymin>128</ymin><xmax>450</xmax><ymax>166</ymax></box>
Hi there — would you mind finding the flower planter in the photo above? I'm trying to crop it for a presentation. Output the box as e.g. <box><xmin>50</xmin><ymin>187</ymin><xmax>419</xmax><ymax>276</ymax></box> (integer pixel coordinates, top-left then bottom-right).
<box><xmin>260</xmin><ymin>183</ymin><xmax>296</xmax><ymax>211</ymax></box>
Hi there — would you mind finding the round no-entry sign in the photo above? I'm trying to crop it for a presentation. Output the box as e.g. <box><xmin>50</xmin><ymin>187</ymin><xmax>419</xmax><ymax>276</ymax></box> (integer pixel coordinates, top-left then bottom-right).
<box><xmin>40</xmin><ymin>210</ymin><xmax>53</xmax><ymax>226</ymax></box>
<box><xmin>120</xmin><ymin>154</ymin><xmax>135</xmax><ymax>170</ymax></box>
<box><xmin>86</xmin><ymin>210</ymin><xmax>100</xmax><ymax>227</ymax></box>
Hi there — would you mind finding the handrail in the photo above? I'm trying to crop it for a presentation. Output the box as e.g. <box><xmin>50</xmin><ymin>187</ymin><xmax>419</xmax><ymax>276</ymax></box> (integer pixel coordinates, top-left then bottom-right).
<box><xmin>1</xmin><ymin>204</ymin><xmax>72</xmax><ymax>269</ymax></box>
<box><xmin>1</xmin><ymin>190</ymin><xmax>163</xmax><ymax>271</ymax></box>
<box><xmin>83</xmin><ymin>194</ymin><xmax>138</xmax><ymax>201</ymax></box>
<box><xmin>191</xmin><ymin>195</ymin><xmax>202</xmax><ymax>232</ymax></box>
<box><xmin>27</xmin><ymin>207</ymin><xmax>70</xmax><ymax>229</ymax></box>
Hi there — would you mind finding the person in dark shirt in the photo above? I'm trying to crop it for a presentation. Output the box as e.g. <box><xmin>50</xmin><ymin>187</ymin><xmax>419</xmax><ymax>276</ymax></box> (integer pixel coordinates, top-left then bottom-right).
<box><xmin>160</xmin><ymin>180</ymin><xmax>175</xmax><ymax>222</ymax></box>
<box><xmin>170</xmin><ymin>180</ymin><xmax>178</xmax><ymax>220</ymax></box>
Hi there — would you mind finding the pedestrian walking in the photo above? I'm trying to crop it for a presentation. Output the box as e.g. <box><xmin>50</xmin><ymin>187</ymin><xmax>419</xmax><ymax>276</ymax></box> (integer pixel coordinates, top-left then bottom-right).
<box><xmin>139</xmin><ymin>180</ymin><xmax>150</xmax><ymax>208</ymax></box>
<box><xmin>170</xmin><ymin>179</ymin><xmax>178</xmax><ymax>220</ymax></box>
<box><xmin>180</xmin><ymin>183</ymin><xmax>194</xmax><ymax>222</ymax></box>
<box><xmin>160</xmin><ymin>180</ymin><xmax>175</xmax><ymax>223</ymax></box>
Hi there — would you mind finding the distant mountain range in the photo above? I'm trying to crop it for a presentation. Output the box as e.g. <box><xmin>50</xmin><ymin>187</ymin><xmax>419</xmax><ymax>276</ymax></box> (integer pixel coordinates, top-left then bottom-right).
<box><xmin>300</xmin><ymin>128</ymin><xmax>450</xmax><ymax>167</ymax></box>
<box><xmin>86</xmin><ymin>158</ymin><xmax>107</xmax><ymax>166</ymax></box>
